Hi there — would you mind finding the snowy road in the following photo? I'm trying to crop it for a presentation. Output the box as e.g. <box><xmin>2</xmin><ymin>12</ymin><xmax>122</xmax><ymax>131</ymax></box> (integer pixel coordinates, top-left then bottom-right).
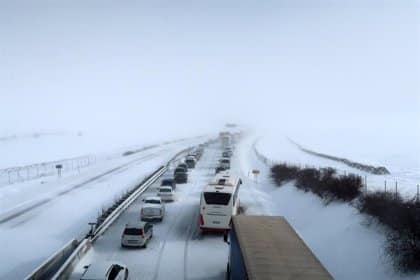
<box><xmin>0</xmin><ymin>139</ymin><xmax>206</xmax><ymax>280</ymax></box>
<box><xmin>70</xmin><ymin>143</ymin><xmax>228</xmax><ymax>280</ymax></box>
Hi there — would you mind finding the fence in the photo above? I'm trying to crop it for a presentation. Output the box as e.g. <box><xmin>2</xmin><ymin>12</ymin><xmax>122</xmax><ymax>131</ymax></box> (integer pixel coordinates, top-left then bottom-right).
<box><xmin>0</xmin><ymin>155</ymin><xmax>96</xmax><ymax>187</ymax></box>
<box><xmin>252</xmin><ymin>141</ymin><xmax>420</xmax><ymax>201</ymax></box>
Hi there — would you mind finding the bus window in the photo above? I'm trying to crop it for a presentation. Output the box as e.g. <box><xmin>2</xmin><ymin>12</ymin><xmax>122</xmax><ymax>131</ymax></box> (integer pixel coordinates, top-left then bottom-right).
<box><xmin>204</xmin><ymin>192</ymin><xmax>231</xmax><ymax>205</ymax></box>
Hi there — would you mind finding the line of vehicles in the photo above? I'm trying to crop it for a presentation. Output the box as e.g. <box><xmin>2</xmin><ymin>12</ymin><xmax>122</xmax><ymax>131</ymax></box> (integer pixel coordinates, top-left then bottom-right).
<box><xmin>80</xmin><ymin>147</ymin><xmax>204</xmax><ymax>280</ymax></box>
<box><xmin>80</xmin><ymin>133</ymin><xmax>333</xmax><ymax>280</ymax></box>
<box><xmin>199</xmin><ymin>140</ymin><xmax>242</xmax><ymax>233</ymax></box>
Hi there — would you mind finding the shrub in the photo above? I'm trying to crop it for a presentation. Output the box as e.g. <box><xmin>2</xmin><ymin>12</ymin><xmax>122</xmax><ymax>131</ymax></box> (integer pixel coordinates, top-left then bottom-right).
<box><xmin>296</xmin><ymin>168</ymin><xmax>321</xmax><ymax>193</ymax></box>
<box><xmin>329</xmin><ymin>174</ymin><xmax>363</xmax><ymax>201</ymax></box>
<box><xmin>358</xmin><ymin>192</ymin><xmax>420</xmax><ymax>272</ymax></box>
<box><xmin>270</xmin><ymin>163</ymin><xmax>362</xmax><ymax>202</ymax></box>
<box><xmin>270</xmin><ymin>164</ymin><xmax>300</xmax><ymax>185</ymax></box>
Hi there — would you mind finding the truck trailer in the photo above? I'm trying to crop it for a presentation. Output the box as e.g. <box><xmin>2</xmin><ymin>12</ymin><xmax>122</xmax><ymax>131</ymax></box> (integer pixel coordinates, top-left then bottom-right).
<box><xmin>225</xmin><ymin>215</ymin><xmax>333</xmax><ymax>280</ymax></box>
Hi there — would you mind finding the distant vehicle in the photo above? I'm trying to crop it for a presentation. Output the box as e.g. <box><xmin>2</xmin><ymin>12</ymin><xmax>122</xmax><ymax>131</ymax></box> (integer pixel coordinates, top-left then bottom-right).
<box><xmin>222</xmin><ymin>151</ymin><xmax>232</xmax><ymax>158</ymax></box>
<box><xmin>176</xmin><ymin>163</ymin><xmax>188</xmax><ymax>171</ymax></box>
<box><xmin>224</xmin><ymin>216</ymin><xmax>333</xmax><ymax>280</ymax></box>
<box><xmin>189</xmin><ymin>148</ymin><xmax>203</xmax><ymax>160</ymax></box>
<box><xmin>174</xmin><ymin>171</ymin><xmax>188</xmax><ymax>184</ymax></box>
<box><xmin>185</xmin><ymin>156</ymin><xmax>197</xmax><ymax>168</ymax></box>
<box><xmin>199</xmin><ymin>173</ymin><xmax>242</xmax><ymax>232</ymax></box>
<box><xmin>174</xmin><ymin>167</ymin><xmax>188</xmax><ymax>183</ymax></box>
<box><xmin>219</xmin><ymin>158</ymin><xmax>230</xmax><ymax>169</ymax></box>
<box><xmin>141</xmin><ymin>196</ymin><xmax>165</xmax><ymax>221</ymax></box>
<box><xmin>215</xmin><ymin>166</ymin><xmax>227</xmax><ymax>174</ymax></box>
<box><xmin>157</xmin><ymin>186</ymin><xmax>175</xmax><ymax>201</ymax></box>
<box><xmin>161</xmin><ymin>178</ymin><xmax>176</xmax><ymax>190</ymax></box>
<box><xmin>121</xmin><ymin>222</ymin><xmax>153</xmax><ymax>248</ymax></box>
<box><xmin>81</xmin><ymin>262</ymin><xmax>130</xmax><ymax>280</ymax></box>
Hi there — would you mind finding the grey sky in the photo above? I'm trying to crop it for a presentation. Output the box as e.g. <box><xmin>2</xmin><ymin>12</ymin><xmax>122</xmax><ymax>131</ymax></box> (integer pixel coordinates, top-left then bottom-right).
<box><xmin>1</xmin><ymin>0</ymin><xmax>419</xmax><ymax>141</ymax></box>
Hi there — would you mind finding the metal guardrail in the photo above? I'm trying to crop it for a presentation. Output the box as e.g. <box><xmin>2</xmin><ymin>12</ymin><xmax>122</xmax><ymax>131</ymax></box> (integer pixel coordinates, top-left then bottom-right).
<box><xmin>0</xmin><ymin>155</ymin><xmax>96</xmax><ymax>187</ymax></box>
<box><xmin>50</xmin><ymin>239</ymin><xmax>92</xmax><ymax>280</ymax></box>
<box><xmin>91</xmin><ymin>165</ymin><xmax>167</xmax><ymax>242</ymax></box>
<box><xmin>24</xmin><ymin>239</ymin><xmax>79</xmax><ymax>280</ymax></box>
<box><xmin>24</xmin><ymin>145</ymin><xmax>196</xmax><ymax>280</ymax></box>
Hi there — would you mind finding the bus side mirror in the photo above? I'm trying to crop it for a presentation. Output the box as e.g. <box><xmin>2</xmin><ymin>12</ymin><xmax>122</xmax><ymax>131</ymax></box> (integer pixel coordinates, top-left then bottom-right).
<box><xmin>239</xmin><ymin>179</ymin><xmax>243</xmax><ymax>185</ymax></box>
<box><xmin>223</xmin><ymin>230</ymin><xmax>230</xmax><ymax>245</ymax></box>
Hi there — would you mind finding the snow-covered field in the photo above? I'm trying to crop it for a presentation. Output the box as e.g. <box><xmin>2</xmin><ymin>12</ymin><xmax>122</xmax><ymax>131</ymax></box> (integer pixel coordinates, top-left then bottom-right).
<box><xmin>236</xmin><ymin>135</ymin><xmax>420</xmax><ymax>280</ymax></box>
<box><xmin>66</xmin><ymin>135</ymin><xmax>420</xmax><ymax>280</ymax></box>
<box><xmin>0</xmin><ymin>137</ymin><xmax>206</xmax><ymax>279</ymax></box>
<box><xmin>2</xmin><ymin>133</ymin><xmax>418</xmax><ymax>280</ymax></box>
<box><xmin>256</xmin><ymin>135</ymin><xmax>420</xmax><ymax>198</ymax></box>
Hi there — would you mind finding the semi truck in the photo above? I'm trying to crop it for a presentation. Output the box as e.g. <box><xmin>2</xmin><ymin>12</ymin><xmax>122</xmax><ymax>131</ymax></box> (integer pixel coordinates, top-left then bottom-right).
<box><xmin>224</xmin><ymin>215</ymin><xmax>333</xmax><ymax>280</ymax></box>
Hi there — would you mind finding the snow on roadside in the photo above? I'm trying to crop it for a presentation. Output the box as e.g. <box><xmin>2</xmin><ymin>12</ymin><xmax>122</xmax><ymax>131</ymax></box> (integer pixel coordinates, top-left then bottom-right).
<box><xmin>235</xmin><ymin>135</ymin><xmax>419</xmax><ymax>280</ymax></box>
<box><xmin>256</xmin><ymin>135</ymin><xmax>420</xmax><ymax>198</ymax></box>
<box><xmin>0</xmin><ymin>137</ymin><xmax>206</xmax><ymax>280</ymax></box>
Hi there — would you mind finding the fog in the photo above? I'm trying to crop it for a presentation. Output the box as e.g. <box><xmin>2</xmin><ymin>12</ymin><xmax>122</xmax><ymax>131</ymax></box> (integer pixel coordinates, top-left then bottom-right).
<box><xmin>1</xmin><ymin>0</ymin><xmax>419</xmax><ymax>154</ymax></box>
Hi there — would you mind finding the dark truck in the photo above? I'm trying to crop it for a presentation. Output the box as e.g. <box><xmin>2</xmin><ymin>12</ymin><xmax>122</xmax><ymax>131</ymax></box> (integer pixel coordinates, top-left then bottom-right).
<box><xmin>224</xmin><ymin>216</ymin><xmax>333</xmax><ymax>280</ymax></box>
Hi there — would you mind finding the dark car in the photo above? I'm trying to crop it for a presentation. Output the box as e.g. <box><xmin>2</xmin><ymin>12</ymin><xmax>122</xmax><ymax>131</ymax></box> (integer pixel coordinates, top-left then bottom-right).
<box><xmin>177</xmin><ymin>163</ymin><xmax>188</xmax><ymax>171</ymax></box>
<box><xmin>161</xmin><ymin>178</ymin><xmax>176</xmax><ymax>190</ymax></box>
<box><xmin>185</xmin><ymin>157</ymin><xmax>196</xmax><ymax>168</ymax></box>
<box><xmin>222</xmin><ymin>151</ymin><xmax>232</xmax><ymax>158</ymax></box>
<box><xmin>174</xmin><ymin>166</ymin><xmax>188</xmax><ymax>175</ymax></box>
<box><xmin>215</xmin><ymin>166</ymin><xmax>227</xmax><ymax>174</ymax></box>
<box><xmin>174</xmin><ymin>171</ymin><xmax>188</xmax><ymax>184</ymax></box>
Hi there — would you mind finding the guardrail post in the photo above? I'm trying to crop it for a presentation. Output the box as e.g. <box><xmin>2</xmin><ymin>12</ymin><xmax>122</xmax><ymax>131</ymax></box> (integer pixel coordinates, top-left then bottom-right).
<box><xmin>88</xmin><ymin>223</ymin><xmax>97</xmax><ymax>238</ymax></box>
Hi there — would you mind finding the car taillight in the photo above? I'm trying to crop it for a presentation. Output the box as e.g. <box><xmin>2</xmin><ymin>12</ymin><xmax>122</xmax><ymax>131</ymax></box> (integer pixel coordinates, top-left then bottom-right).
<box><xmin>200</xmin><ymin>214</ymin><xmax>204</xmax><ymax>226</ymax></box>
<box><xmin>140</xmin><ymin>229</ymin><xmax>144</xmax><ymax>237</ymax></box>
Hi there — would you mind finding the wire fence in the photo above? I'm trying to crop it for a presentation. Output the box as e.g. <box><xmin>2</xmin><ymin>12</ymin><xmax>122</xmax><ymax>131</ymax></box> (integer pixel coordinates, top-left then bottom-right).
<box><xmin>0</xmin><ymin>155</ymin><xmax>97</xmax><ymax>187</ymax></box>
<box><xmin>252</xmin><ymin>141</ymin><xmax>420</xmax><ymax>201</ymax></box>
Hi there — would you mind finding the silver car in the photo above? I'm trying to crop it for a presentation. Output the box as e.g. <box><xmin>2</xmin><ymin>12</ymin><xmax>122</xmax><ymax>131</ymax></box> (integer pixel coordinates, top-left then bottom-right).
<box><xmin>121</xmin><ymin>222</ymin><xmax>153</xmax><ymax>248</ymax></box>
<box><xmin>141</xmin><ymin>196</ymin><xmax>165</xmax><ymax>221</ymax></box>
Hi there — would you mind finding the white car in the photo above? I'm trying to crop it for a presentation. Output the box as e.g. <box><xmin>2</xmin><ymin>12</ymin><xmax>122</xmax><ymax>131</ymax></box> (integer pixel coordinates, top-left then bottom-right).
<box><xmin>157</xmin><ymin>186</ymin><xmax>175</xmax><ymax>201</ymax></box>
<box><xmin>121</xmin><ymin>222</ymin><xmax>153</xmax><ymax>248</ymax></box>
<box><xmin>141</xmin><ymin>196</ymin><xmax>165</xmax><ymax>221</ymax></box>
<box><xmin>81</xmin><ymin>262</ymin><xmax>129</xmax><ymax>280</ymax></box>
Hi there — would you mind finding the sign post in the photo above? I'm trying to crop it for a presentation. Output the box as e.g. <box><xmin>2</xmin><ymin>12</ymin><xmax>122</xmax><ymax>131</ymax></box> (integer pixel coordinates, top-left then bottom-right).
<box><xmin>252</xmin><ymin>169</ymin><xmax>260</xmax><ymax>183</ymax></box>
<box><xmin>56</xmin><ymin>164</ymin><xmax>63</xmax><ymax>178</ymax></box>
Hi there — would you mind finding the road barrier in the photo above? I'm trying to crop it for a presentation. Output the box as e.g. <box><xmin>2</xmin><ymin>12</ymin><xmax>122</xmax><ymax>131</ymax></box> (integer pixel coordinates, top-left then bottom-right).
<box><xmin>24</xmin><ymin>239</ymin><xmax>79</xmax><ymax>280</ymax></box>
<box><xmin>24</xmin><ymin>145</ymin><xmax>196</xmax><ymax>280</ymax></box>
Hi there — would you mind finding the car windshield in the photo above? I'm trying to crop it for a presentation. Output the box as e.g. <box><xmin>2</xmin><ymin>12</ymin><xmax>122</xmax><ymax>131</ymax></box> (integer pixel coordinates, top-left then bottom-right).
<box><xmin>108</xmin><ymin>265</ymin><xmax>124</xmax><ymax>280</ymax></box>
<box><xmin>123</xmin><ymin>228</ymin><xmax>142</xmax><ymax>235</ymax></box>
<box><xmin>204</xmin><ymin>192</ymin><xmax>231</xmax><ymax>205</ymax></box>
<box><xmin>160</xmin><ymin>188</ymin><xmax>172</xmax><ymax>193</ymax></box>
<box><xmin>161</xmin><ymin>180</ymin><xmax>173</xmax><ymax>186</ymax></box>
<box><xmin>145</xmin><ymin>199</ymin><xmax>160</xmax><ymax>204</ymax></box>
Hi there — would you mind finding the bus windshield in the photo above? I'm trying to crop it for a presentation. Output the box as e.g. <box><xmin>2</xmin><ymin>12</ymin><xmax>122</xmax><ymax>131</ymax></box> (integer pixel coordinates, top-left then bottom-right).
<box><xmin>204</xmin><ymin>192</ymin><xmax>231</xmax><ymax>205</ymax></box>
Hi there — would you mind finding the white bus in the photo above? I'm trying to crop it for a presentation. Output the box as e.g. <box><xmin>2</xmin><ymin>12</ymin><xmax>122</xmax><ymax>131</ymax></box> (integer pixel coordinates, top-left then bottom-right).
<box><xmin>199</xmin><ymin>172</ymin><xmax>242</xmax><ymax>232</ymax></box>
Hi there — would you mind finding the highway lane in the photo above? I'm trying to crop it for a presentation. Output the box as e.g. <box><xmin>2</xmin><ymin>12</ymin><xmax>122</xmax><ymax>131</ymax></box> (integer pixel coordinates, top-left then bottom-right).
<box><xmin>70</xmin><ymin>143</ymin><xmax>229</xmax><ymax>280</ymax></box>
<box><xmin>0</xmin><ymin>139</ymin><xmax>205</xmax><ymax>280</ymax></box>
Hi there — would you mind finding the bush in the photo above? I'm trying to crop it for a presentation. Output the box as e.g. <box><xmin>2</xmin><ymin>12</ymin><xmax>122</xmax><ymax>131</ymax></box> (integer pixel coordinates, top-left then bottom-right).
<box><xmin>270</xmin><ymin>164</ymin><xmax>300</xmax><ymax>185</ymax></box>
<box><xmin>358</xmin><ymin>192</ymin><xmax>420</xmax><ymax>272</ymax></box>
<box><xmin>270</xmin><ymin>163</ymin><xmax>362</xmax><ymax>202</ymax></box>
